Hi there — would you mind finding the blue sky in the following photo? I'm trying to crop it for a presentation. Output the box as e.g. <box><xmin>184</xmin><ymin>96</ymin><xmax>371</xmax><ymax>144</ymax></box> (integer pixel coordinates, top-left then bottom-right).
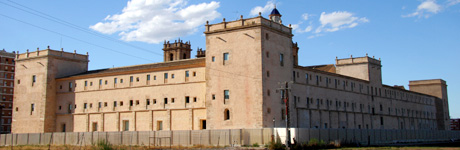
<box><xmin>0</xmin><ymin>0</ymin><xmax>459</xmax><ymax>118</ymax></box>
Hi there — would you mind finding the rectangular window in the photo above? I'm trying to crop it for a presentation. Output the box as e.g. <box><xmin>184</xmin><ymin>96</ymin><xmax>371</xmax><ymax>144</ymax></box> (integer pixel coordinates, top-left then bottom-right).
<box><xmin>32</xmin><ymin>75</ymin><xmax>36</xmax><ymax>86</ymax></box>
<box><xmin>279</xmin><ymin>53</ymin><xmax>284</xmax><ymax>66</ymax></box>
<box><xmin>224</xmin><ymin>90</ymin><xmax>229</xmax><ymax>99</ymax></box>
<box><xmin>157</xmin><ymin>121</ymin><xmax>163</xmax><ymax>130</ymax></box>
<box><xmin>120</xmin><ymin>101</ymin><xmax>123</xmax><ymax>106</ymax></box>
<box><xmin>164</xmin><ymin>73</ymin><xmax>168</xmax><ymax>79</ymax></box>
<box><xmin>85</xmin><ymin>81</ymin><xmax>88</xmax><ymax>86</ymax></box>
<box><xmin>164</xmin><ymin>98</ymin><xmax>168</xmax><ymax>104</ymax></box>
<box><xmin>120</xmin><ymin>79</ymin><xmax>123</xmax><ymax>83</ymax></box>
<box><xmin>212</xmin><ymin>56</ymin><xmax>215</xmax><ymax>62</ymax></box>
<box><xmin>194</xmin><ymin>97</ymin><xmax>197</xmax><ymax>102</ymax></box>
<box><xmin>114</xmin><ymin>101</ymin><xmax>117</xmax><ymax>107</ymax></box>
<box><xmin>123</xmin><ymin>120</ymin><xmax>129</xmax><ymax>131</ymax></box>
<box><xmin>185</xmin><ymin>96</ymin><xmax>190</xmax><ymax>103</ymax></box>
<box><xmin>30</xmin><ymin>103</ymin><xmax>34</xmax><ymax>115</ymax></box>
<box><xmin>114</xmin><ymin>78</ymin><xmax>117</xmax><ymax>84</ymax></box>
<box><xmin>84</xmin><ymin>103</ymin><xmax>87</xmax><ymax>109</ymax></box>
<box><xmin>98</xmin><ymin>102</ymin><xmax>102</xmax><ymax>108</ymax></box>
<box><xmin>68</xmin><ymin>82</ymin><xmax>73</xmax><ymax>92</ymax></box>
<box><xmin>146</xmin><ymin>99</ymin><xmax>150</xmax><ymax>105</ymax></box>
<box><xmin>154</xmin><ymin>76</ymin><xmax>157</xmax><ymax>80</ymax></box>
<box><xmin>130</xmin><ymin>100</ymin><xmax>133</xmax><ymax>106</ymax></box>
<box><xmin>147</xmin><ymin>75</ymin><xmax>150</xmax><ymax>81</ymax></box>
<box><xmin>223</xmin><ymin>53</ymin><xmax>229</xmax><ymax>63</ymax></box>
<box><xmin>185</xmin><ymin>71</ymin><xmax>189</xmax><ymax>77</ymax></box>
<box><xmin>99</xmin><ymin>79</ymin><xmax>102</xmax><ymax>85</ymax></box>
<box><xmin>92</xmin><ymin>122</ymin><xmax>98</xmax><ymax>132</ymax></box>
<box><xmin>130</xmin><ymin>76</ymin><xmax>133</xmax><ymax>82</ymax></box>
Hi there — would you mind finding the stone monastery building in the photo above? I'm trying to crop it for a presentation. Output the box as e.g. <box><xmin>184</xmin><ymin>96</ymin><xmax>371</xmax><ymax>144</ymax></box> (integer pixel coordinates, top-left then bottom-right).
<box><xmin>12</xmin><ymin>8</ymin><xmax>450</xmax><ymax>133</ymax></box>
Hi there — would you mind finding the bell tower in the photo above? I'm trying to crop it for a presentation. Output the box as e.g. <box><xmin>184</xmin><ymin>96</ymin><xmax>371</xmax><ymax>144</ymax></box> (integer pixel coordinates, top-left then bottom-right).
<box><xmin>162</xmin><ymin>38</ymin><xmax>192</xmax><ymax>62</ymax></box>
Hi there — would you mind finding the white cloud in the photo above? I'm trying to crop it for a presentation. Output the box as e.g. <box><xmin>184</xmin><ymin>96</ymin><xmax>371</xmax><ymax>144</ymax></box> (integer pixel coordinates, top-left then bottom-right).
<box><xmin>301</xmin><ymin>13</ymin><xmax>310</xmax><ymax>21</ymax></box>
<box><xmin>250</xmin><ymin>1</ymin><xmax>275</xmax><ymax>16</ymax></box>
<box><xmin>403</xmin><ymin>0</ymin><xmax>441</xmax><ymax>18</ymax></box>
<box><xmin>90</xmin><ymin>0</ymin><xmax>221</xmax><ymax>44</ymax></box>
<box><xmin>317</xmin><ymin>11</ymin><xmax>368</xmax><ymax>33</ymax></box>
<box><xmin>447</xmin><ymin>0</ymin><xmax>460</xmax><ymax>6</ymax></box>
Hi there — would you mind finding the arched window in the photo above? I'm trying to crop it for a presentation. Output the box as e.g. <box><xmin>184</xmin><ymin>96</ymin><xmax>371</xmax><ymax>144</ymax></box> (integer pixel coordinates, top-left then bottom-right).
<box><xmin>224</xmin><ymin>109</ymin><xmax>230</xmax><ymax>120</ymax></box>
<box><xmin>183</xmin><ymin>53</ymin><xmax>187</xmax><ymax>59</ymax></box>
<box><xmin>169</xmin><ymin>53</ymin><xmax>174</xmax><ymax>61</ymax></box>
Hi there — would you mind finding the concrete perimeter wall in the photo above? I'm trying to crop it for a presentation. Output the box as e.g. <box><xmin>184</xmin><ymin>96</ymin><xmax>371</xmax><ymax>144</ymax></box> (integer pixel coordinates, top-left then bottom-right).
<box><xmin>0</xmin><ymin>128</ymin><xmax>459</xmax><ymax>147</ymax></box>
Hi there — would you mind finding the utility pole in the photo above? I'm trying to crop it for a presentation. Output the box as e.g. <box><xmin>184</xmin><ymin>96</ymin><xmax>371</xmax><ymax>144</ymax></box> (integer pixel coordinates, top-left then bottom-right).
<box><xmin>279</xmin><ymin>81</ymin><xmax>291</xmax><ymax>148</ymax></box>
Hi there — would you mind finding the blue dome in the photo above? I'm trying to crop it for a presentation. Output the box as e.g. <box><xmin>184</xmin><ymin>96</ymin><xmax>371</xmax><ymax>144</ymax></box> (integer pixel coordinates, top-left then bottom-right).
<box><xmin>270</xmin><ymin>8</ymin><xmax>281</xmax><ymax>16</ymax></box>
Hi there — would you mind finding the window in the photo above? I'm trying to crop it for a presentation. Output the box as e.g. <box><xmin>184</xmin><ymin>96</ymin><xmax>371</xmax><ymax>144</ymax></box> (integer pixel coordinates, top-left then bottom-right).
<box><xmin>153</xmin><ymin>99</ymin><xmax>157</xmax><ymax>104</ymax></box>
<box><xmin>58</xmin><ymin>106</ymin><xmax>62</xmax><ymax>110</ymax></box>
<box><xmin>114</xmin><ymin>101</ymin><xmax>117</xmax><ymax>107</ymax></box>
<box><xmin>193</xmin><ymin>72</ymin><xmax>196</xmax><ymax>76</ymax></box>
<box><xmin>154</xmin><ymin>76</ymin><xmax>157</xmax><ymax>80</ymax></box>
<box><xmin>123</xmin><ymin>120</ymin><xmax>129</xmax><ymax>131</ymax></box>
<box><xmin>68</xmin><ymin>82</ymin><xmax>73</xmax><ymax>92</ymax></box>
<box><xmin>164</xmin><ymin>73</ymin><xmax>168</xmax><ymax>79</ymax></box>
<box><xmin>157</xmin><ymin>121</ymin><xmax>163</xmax><ymax>130</ymax></box>
<box><xmin>201</xmin><ymin>120</ymin><xmax>206</xmax><ymax>130</ymax></box>
<box><xmin>147</xmin><ymin>75</ymin><xmax>150</xmax><ymax>81</ymax></box>
<box><xmin>90</xmin><ymin>82</ymin><xmax>93</xmax><ymax>86</ymax></box>
<box><xmin>224</xmin><ymin>90</ymin><xmax>229</xmax><ymax>99</ymax></box>
<box><xmin>98</xmin><ymin>102</ymin><xmax>102</xmax><ymax>108</ymax></box>
<box><xmin>130</xmin><ymin>100</ymin><xmax>133</xmax><ymax>106</ymax></box>
<box><xmin>32</xmin><ymin>75</ymin><xmax>36</xmax><ymax>86</ymax></box>
<box><xmin>266</xmin><ymin>51</ymin><xmax>269</xmax><ymax>58</ymax></box>
<box><xmin>84</xmin><ymin>103</ymin><xmax>87</xmax><ymax>109</ymax></box>
<box><xmin>30</xmin><ymin>103</ymin><xmax>34</xmax><ymax>115</ymax></box>
<box><xmin>85</xmin><ymin>81</ymin><xmax>88</xmax><ymax>86</ymax></box>
<box><xmin>99</xmin><ymin>79</ymin><xmax>102</xmax><ymax>85</ymax></box>
<box><xmin>171</xmin><ymin>74</ymin><xmax>175</xmax><ymax>79</ymax></box>
<box><xmin>90</xmin><ymin>103</ymin><xmax>93</xmax><ymax>108</ymax></box>
<box><xmin>224</xmin><ymin>109</ymin><xmax>230</xmax><ymax>120</ymax></box>
<box><xmin>193</xmin><ymin>97</ymin><xmax>197</xmax><ymax>102</ymax></box>
<box><xmin>267</xmin><ymin>71</ymin><xmax>270</xmax><ymax>77</ymax></box>
<box><xmin>136</xmin><ymin>77</ymin><xmax>139</xmax><ymax>82</ymax></box>
<box><xmin>146</xmin><ymin>99</ymin><xmax>150</xmax><ymax>105</ymax></box>
<box><xmin>105</xmin><ymin>80</ymin><xmax>108</xmax><ymax>85</ymax></box>
<box><xmin>92</xmin><ymin>122</ymin><xmax>98</xmax><ymax>132</ymax></box>
<box><xmin>185</xmin><ymin>71</ymin><xmax>189</xmax><ymax>77</ymax></box>
<box><xmin>130</xmin><ymin>76</ymin><xmax>133</xmax><ymax>82</ymax></box>
<box><xmin>380</xmin><ymin>117</ymin><xmax>384</xmax><ymax>125</ymax></box>
<box><xmin>104</xmin><ymin>102</ymin><xmax>107</xmax><ymax>107</ymax></box>
<box><xmin>164</xmin><ymin>98</ymin><xmax>168</xmax><ymax>104</ymax></box>
<box><xmin>279</xmin><ymin>53</ymin><xmax>284</xmax><ymax>66</ymax></box>
<box><xmin>172</xmin><ymin>98</ymin><xmax>175</xmax><ymax>103</ymax></box>
<box><xmin>120</xmin><ymin>79</ymin><xmax>123</xmax><ymax>83</ymax></box>
<box><xmin>212</xmin><ymin>94</ymin><xmax>215</xmax><ymax>100</ymax></box>
<box><xmin>120</xmin><ymin>101</ymin><xmax>123</xmax><ymax>106</ymax></box>
<box><xmin>136</xmin><ymin>100</ymin><xmax>139</xmax><ymax>105</ymax></box>
<box><xmin>17</xmin><ymin>80</ymin><xmax>20</xmax><ymax>84</ymax></box>
<box><xmin>212</xmin><ymin>56</ymin><xmax>215</xmax><ymax>62</ymax></box>
<box><xmin>185</xmin><ymin>96</ymin><xmax>190</xmax><ymax>103</ymax></box>
<box><xmin>223</xmin><ymin>53</ymin><xmax>229</xmax><ymax>62</ymax></box>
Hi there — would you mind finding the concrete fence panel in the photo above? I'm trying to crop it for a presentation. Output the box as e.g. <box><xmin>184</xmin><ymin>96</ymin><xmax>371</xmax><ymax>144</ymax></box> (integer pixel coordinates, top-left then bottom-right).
<box><xmin>16</xmin><ymin>134</ymin><xmax>28</xmax><ymax>145</ymax></box>
<box><xmin>211</xmin><ymin>129</ymin><xmax>230</xmax><ymax>146</ymax></box>
<box><xmin>39</xmin><ymin>133</ymin><xmax>51</xmax><ymax>145</ymax></box>
<box><xmin>153</xmin><ymin>130</ymin><xmax>172</xmax><ymax>147</ymax></box>
<box><xmin>137</xmin><ymin>131</ymin><xmax>150</xmax><ymax>146</ymax></box>
<box><xmin>52</xmin><ymin>133</ymin><xmax>66</xmax><ymax>145</ymax></box>
<box><xmin>28</xmin><ymin>133</ymin><xmax>40</xmax><ymax>145</ymax></box>
<box><xmin>310</xmin><ymin>129</ymin><xmax>320</xmax><ymax>141</ymax></box>
<box><xmin>319</xmin><ymin>129</ymin><xmax>328</xmax><ymax>143</ymax></box>
<box><xmin>64</xmin><ymin>132</ymin><xmax>79</xmax><ymax>145</ymax></box>
<box><xmin>337</xmin><ymin>129</ymin><xmax>346</xmax><ymax>142</ymax></box>
<box><xmin>191</xmin><ymin>130</ymin><xmax>209</xmax><ymax>146</ymax></box>
<box><xmin>172</xmin><ymin>130</ymin><xmax>190</xmax><ymax>146</ymax></box>
<box><xmin>106</xmin><ymin>132</ymin><xmax>122</xmax><ymax>145</ymax></box>
<box><xmin>230</xmin><ymin>129</ymin><xmax>242</xmax><ymax>146</ymax></box>
<box><xmin>0</xmin><ymin>134</ymin><xmax>6</xmax><ymax>145</ymax></box>
<box><xmin>262</xmin><ymin>128</ymin><xmax>272</xmax><ymax>144</ymax></box>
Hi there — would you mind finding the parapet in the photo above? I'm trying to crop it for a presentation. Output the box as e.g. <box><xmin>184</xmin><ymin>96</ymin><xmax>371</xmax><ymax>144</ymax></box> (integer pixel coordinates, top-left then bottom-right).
<box><xmin>196</xmin><ymin>48</ymin><xmax>206</xmax><ymax>58</ymax></box>
<box><xmin>16</xmin><ymin>46</ymin><xmax>89</xmax><ymax>62</ymax></box>
<box><xmin>204</xmin><ymin>15</ymin><xmax>292</xmax><ymax>36</ymax></box>
<box><xmin>163</xmin><ymin>38</ymin><xmax>191</xmax><ymax>51</ymax></box>
<box><xmin>409</xmin><ymin>79</ymin><xmax>446</xmax><ymax>86</ymax></box>
<box><xmin>336</xmin><ymin>55</ymin><xmax>381</xmax><ymax>66</ymax></box>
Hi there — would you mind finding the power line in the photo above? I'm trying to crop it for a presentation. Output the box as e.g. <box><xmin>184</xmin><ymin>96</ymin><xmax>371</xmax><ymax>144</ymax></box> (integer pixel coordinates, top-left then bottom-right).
<box><xmin>0</xmin><ymin>0</ymin><xmax>163</xmax><ymax>56</ymax></box>
<box><xmin>0</xmin><ymin>13</ymin><xmax>153</xmax><ymax>62</ymax></box>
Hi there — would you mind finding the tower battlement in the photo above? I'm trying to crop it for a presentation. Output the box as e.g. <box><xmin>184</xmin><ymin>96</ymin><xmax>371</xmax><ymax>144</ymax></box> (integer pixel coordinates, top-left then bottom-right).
<box><xmin>16</xmin><ymin>46</ymin><xmax>88</xmax><ymax>62</ymax></box>
<box><xmin>336</xmin><ymin>55</ymin><xmax>381</xmax><ymax>66</ymax></box>
<box><xmin>163</xmin><ymin>39</ymin><xmax>191</xmax><ymax>50</ymax></box>
<box><xmin>204</xmin><ymin>15</ymin><xmax>292</xmax><ymax>36</ymax></box>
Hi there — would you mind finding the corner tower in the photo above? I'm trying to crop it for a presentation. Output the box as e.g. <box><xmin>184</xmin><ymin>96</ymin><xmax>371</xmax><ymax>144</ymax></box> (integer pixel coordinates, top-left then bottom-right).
<box><xmin>162</xmin><ymin>39</ymin><xmax>192</xmax><ymax>62</ymax></box>
<box><xmin>204</xmin><ymin>7</ymin><xmax>293</xmax><ymax>129</ymax></box>
<box><xmin>12</xmin><ymin>47</ymin><xmax>88</xmax><ymax>133</ymax></box>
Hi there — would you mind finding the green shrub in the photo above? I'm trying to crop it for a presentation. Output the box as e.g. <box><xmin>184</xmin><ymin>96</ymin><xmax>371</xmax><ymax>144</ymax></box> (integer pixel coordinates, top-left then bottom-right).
<box><xmin>268</xmin><ymin>141</ymin><xmax>285</xmax><ymax>150</ymax></box>
<box><xmin>93</xmin><ymin>140</ymin><xmax>114</xmax><ymax>150</ymax></box>
<box><xmin>252</xmin><ymin>143</ymin><xmax>260</xmax><ymax>147</ymax></box>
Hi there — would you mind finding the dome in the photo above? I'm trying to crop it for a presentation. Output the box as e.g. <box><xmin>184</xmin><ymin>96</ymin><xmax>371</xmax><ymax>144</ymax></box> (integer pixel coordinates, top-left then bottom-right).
<box><xmin>270</xmin><ymin>8</ymin><xmax>281</xmax><ymax>16</ymax></box>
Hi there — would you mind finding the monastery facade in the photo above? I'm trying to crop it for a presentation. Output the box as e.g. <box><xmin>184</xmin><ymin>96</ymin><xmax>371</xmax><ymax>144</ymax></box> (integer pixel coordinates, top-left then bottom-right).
<box><xmin>12</xmin><ymin>8</ymin><xmax>450</xmax><ymax>133</ymax></box>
